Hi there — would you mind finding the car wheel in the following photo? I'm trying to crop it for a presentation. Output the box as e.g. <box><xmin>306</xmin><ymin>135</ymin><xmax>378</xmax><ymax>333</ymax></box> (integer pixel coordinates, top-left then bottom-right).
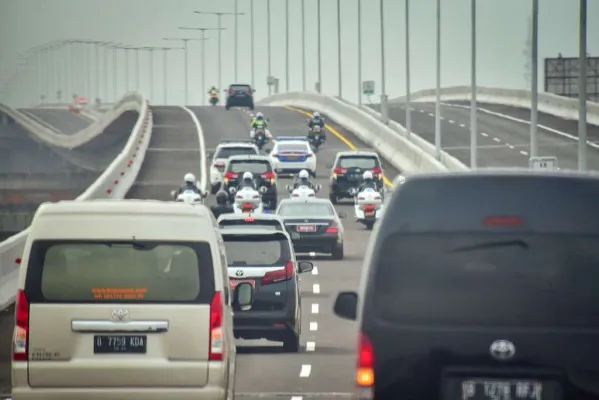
<box><xmin>365</xmin><ymin>222</ymin><xmax>375</xmax><ymax>230</ymax></box>
<box><xmin>282</xmin><ymin>332</ymin><xmax>300</xmax><ymax>353</ymax></box>
<box><xmin>210</xmin><ymin>183</ymin><xmax>220</xmax><ymax>195</ymax></box>
<box><xmin>225</xmin><ymin>105</ymin><xmax>230</xmax><ymax>110</ymax></box>
<box><xmin>329</xmin><ymin>193</ymin><xmax>338</xmax><ymax>204</ymax></box>
<box><xmin>332</xmin><ymin>244</ymin><xmax>344</xmax><ymax>260</ymax></box>
<box><xmin>311</xmin><ymin>170</ymin><xmax>317</xmax><ymax>178</ymax></box>
<box><xmin>249</xmin><ymin>104</ymin><xmax>255</xmax><ymax>110</ymax></box>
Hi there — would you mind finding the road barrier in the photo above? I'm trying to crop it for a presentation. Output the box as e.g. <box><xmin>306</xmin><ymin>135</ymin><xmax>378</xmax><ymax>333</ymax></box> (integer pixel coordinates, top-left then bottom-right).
<box><xmin>0</xmin><ymin>92</ymin><xmax>153</xmax><ymax>309</ymax></box>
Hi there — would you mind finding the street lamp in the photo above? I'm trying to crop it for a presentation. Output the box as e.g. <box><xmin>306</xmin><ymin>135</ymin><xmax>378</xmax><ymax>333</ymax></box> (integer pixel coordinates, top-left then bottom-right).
<box><xmin>194</xmin><ymin>10</ymin><xmax>243</xmax><ymax>86</ymax></box>
<box><xmin>578</xmin><ymin>0</ymin><xmax>588</xmax><ymax>171</ymax></box>
<box><xmin>179</xmin><ymin>27</ymin><xmax>224</xmax><ymax>105</ymax></box>
<box><xmin>163</xmin><ymin>37</ymin><xmax>208</xmax><ymax>105</ymax></box>
<box><xmin>157</xmin><ymin>46</ymin><xmax>183</xmax><ymax>105</ymax></box>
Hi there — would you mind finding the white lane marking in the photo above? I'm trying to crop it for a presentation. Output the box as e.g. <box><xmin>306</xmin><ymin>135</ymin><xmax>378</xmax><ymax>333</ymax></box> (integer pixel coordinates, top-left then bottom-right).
<box><xmin>181</xmin><ymin>106</ymin><xmax>207</xmax><ymax>191</ymax></box>
<box><xmin>449</xmin><ymin>119</ymin><xmax>455</xmax><ymax>124</ymax></box>
<box><xmin>481</xmin><ymin>132</ymin><xmax>488</xmax><ymax>136</ymax></box>
<box><xmin>309</xmin><ymin>322</ymin><xmax>318</xmax><ymax>331</ymax></box>
<box><xmin>312</xmin><ymin>266</ymin><xmax>319</xmax><ymax>275</ymax></box>
<box><xmin>313</xmin><ymin>283</ymin><xmax>320</xmax><ymax>294</ymax></box>
<box><xmin>428</xmin><ymin>112</ymin><xmax>434</xmax><ymax>117</ymax></box>
<box><xmin>291</xmin><ymin>397</ymin><xmax>303</xmax><ymax>400</ymax></box>
<box><xmin>441</xmin><ymin>102</ymin><xmax>599</xmax><ymax>150</ymax></box>
<box><xmin>311</xmin><ymin>303</ymin><xmax>319</xmax><ymax>314</ymax></box>
<box><xmin>493</xmin><ymin>137</ymin><xmax>501</xmax><ymax>142</ymax></box>
<box><xmin>459</xmin><ymin>123</ymin><xmax>466</xmax><ymax>128</ymax></box>
<box><xmin>419</xmin><ymin>109</ymin><xmax>425</xmax><ymax>113</ymax></box>
<box><xmin>520</xmin><ymin>150</ymin><xmax>529</xmax><ymax>155</ymax></box>
<box><xmin>306</xmin><ymin>341</ymin><xmax>316</xmax><ymax>352</ymax></box>
<box><xmin>299</xmin><ymin>364</ymin><xmax>312</xmax><ymax>378</ymax></box>
<box><xmin>507</xmin><ymin>143</ymin><xmax>515</xmax><ymax>149</ymax></box>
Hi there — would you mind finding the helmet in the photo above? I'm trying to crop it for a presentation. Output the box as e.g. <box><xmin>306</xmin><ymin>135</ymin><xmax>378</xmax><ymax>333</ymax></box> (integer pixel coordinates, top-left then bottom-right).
<box><xmin>242</xmin><ymin>171</ymin><xmax>253</xmax><ymax>182</ymax></box>
<box><xmin>363</xmin><ymin>171</ymin><xmax>373</xmax><ymax>180</ymax></box>
<box><xmin>299</xmin><ymin>169</ymin><xmax>309</xmax><ymax>181</ymax></box>
<box><xmin>313</xmin><ymin>112</ymin><xmax>320</xmax><ymax>118</ymax></box>
<box><xmin>216</xmin><ymin>190</ymin><xmax>228</xmax><ymax>205</ymax></box>
<box><xmin>256</xmin><ymin>112</ymin><xmax>264</xmax><ymax>119</ymax></box>
<box><xmin>184</xmin><ymin>173</ymin><xmax>196</xmax><ymax>183</ymax></box>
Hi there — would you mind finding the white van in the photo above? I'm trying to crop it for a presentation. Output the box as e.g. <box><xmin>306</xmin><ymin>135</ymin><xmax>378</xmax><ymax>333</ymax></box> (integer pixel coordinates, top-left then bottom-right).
<box><xmin>12</xmin><ymin>199</ymin><xmax>246</xmax><ymax>400</ymax></box>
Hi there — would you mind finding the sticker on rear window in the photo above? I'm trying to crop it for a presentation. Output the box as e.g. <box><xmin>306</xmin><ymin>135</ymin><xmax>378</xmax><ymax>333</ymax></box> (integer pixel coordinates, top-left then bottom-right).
<box><xmin>92</xmin><ymin>288</ymin><xmax>147</xmax><ymax>300</ymax></box>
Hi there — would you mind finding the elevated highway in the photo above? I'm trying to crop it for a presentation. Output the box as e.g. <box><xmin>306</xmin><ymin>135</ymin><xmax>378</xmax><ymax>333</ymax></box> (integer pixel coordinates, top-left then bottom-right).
<box><xmin>18</xmin><ymin>108</ymin><xmax>93</xmax><ymax>135</ymax></box>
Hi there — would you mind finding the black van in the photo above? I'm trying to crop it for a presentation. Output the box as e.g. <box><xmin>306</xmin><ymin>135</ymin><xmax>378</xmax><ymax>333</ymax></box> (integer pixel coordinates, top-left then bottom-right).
<box><xmin>334</xmin><ymin>171</ymin><xmax>599</xmax><ymax>400</ymax></box>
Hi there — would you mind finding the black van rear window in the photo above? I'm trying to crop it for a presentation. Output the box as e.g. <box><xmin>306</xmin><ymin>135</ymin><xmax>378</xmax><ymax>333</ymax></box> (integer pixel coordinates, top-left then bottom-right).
<box><xmin>25</xmin><ymin>240</ymin><xmax>215</xmax><ymax>304</ymax></box>
<box><xmin>229</xmin><ymin>160</ymin><xmax>271</xmax><ymax>174</ymax></box>
<box><xmin>337</xmin><ymin>156</ymin><xmax>380</xmax><ymax>170</ymax></box>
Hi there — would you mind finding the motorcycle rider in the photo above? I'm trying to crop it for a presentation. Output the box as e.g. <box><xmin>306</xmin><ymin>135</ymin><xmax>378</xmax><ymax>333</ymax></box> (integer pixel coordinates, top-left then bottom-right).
<box><xmin>208</xmin><ymin>86</ymin><xmax>219</xmax><ymax>96</ymax></box>
<box><xmin>174</xmin><ymin>173</ymin><xmax>205</xmax><ymax>198</ymax></box>
<box><xmin>250</xmin><ymin>112</ymin><xmax>273</xmax><ymax>140</ymax></box>
<box><xmin>357</xmin><ymin>170</ymin><xmax>379</xmax><ymax>193</ymax></box>
<box><xmin>210</xmin><ymin>190</ymin><xmax>234</xmax><ymax>218</ymax></box>
<box><xmin>292</xmin><ymin>169</ymin><xmax>316</xmax><ymax>189</ymax></box>
<box><xmin>307</xmin><ymin>112</ymin><xmax>326</xmax><ymax>142</ymax></box>
<box><xmin>237</xmin><ymin>171</ymin><xmax>257</xmax><ymax>191</ymax></box>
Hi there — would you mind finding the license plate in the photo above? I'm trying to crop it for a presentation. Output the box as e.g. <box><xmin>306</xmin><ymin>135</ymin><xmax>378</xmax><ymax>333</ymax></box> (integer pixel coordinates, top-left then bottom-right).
<box><xmin>456</xmin><ymin>379</ymin><xmax>544</xmax><ymax>400</ymax></box>
<box><xmin>297</xmin><ymin>225</ymin><xmax>316</xmax><ymax>232</ymax></box>
<box><xmin>285</xmin><ymin>156</ymin><xmax>299</xmax><ymax>161</ymax></box>
<box><xmin>364</xmin><ymin>211</ymin><xmax>375</xmax><ymax>216</ymax></box>
<box><xmin>94</xmin><ymin>335</ymin><xmax>147</xmax><ymax>354</ymax></box>
<box><xmin>230</xmin><ymin>279</ymin><xmax>256</xmax><ymax>290</ymax></box>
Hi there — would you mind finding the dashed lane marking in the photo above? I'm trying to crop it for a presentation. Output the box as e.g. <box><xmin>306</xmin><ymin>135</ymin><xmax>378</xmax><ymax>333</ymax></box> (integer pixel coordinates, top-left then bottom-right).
<box><xmin>312</xmin><ymin>283</ymin><xmax>320</xmax><ymax>294</ymax></box>
<box><xmin>309</xmin><ymin>322</ymin><xmax>318</xmax><ymax>331</ymax></box>
<box><xmin>312</xmin><ymin>266</ymin><xmax>319</xmax><ymax>275</ymax></box>
<box><xmin>306</xmin><ymin>341</ymin><xmax>316</xmax><ymax>352</ymax></box>
<box><xmin>283</xmin><ymin>106</ymin><xmax>392</xmax><ymax>187</ymax></box>
<box><xmin>311</xmin><ymin>303</ymin><xmax>319</xmax><ymax>314</ymax></box>
<box><xmin>299</xmin><ymin>364</ymin><xmax>312</xmax><ymax>378</ymax></box>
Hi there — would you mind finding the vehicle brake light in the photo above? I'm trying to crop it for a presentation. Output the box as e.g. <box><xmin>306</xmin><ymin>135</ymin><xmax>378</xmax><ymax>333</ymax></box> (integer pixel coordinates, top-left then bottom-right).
<box><xmin>261</xmin><ymin>172</ymin><xmax>276</xmax><ymax>179</ymax></box>
<box><xmin>271</xmin><ymin>154</ymin><xmax>279</xmax><ymax>158</ymax></box>
<box><xmin>244</xmin><ymin>217</ymin><xmax>255</xmax><ymax>222</ymax></box>
<box><xmin>209</xmin><ymin>291</ymin><xmax>224</xmax><ymax>361</ymax></box>
<box><xmin>262</xmin><ymin>261</ymin><xmax>294</xmax><ymax>285</ymax></box>
<box><xmin>363</xmin><ymin>205</ymin><xmax>375</xmax><ymax>211</ymax></box>
<box><xmin>356</xmin><ymin>332</ymin><xmax>375</xmax><ymax>387</ymax></box>
<box><xmin>483</xmin><ymin>216</ymin><xmax>524</xmax><ymax>227</ymax></box>
<box><xmin>246</xmin><ymin>90</ymin><xmax>253</xmax><ymax>95</ymax></box>
<box><xmin>228</xmin><ymin>90</ymin><xmax>234</xmax><ymax>95</ymax></box>
<box><xmin>214</xmin><ymin>161</ymin><xmax>225</xmax><ymax>168</ymax></box>
<box><xmin>242</xmin><ymin>204</ymin><xmax>254</xmax><ymax>210</ymax></box>
<box><xmin>13</xmin><ymin>290</ymin><xmax>29</xmax><ymax>361</ymax></box>
<box><xmin>372</xmin><ymin>168</ymin><xmax>383</xmax><ymax>175</ymax></box>
<box><xmin>224</xmin><ymin>172</ymin><xmax>238</xmax><ymax>183</ymax></box>
<box><xmin>326</xmin><ymin>227</ymin><xmax>338</xmax><ymax>233</ymax></box>
<box><xmin>334</xmin><ymin>168</ymin><xmax>347</xmax><ymax>175</ymax></box>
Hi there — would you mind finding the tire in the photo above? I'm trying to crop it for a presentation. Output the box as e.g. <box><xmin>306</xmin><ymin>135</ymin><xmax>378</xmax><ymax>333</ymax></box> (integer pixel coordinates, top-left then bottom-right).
<box><xmin>249</xmin><ymin>104</ymin><xmax>255</xmax><ymax>110</ymax></box>
<box><xmin>332</xmin><ymin>244</ymin><xmax>344</xmax><ymax>260</ymax></box>
<box><xmin>282</xmin><ymin>332</ymin><xmax>300</xmax><ymax>353</ymax></box>
<box><xmin>329</xmin><ymin>193</ymin><xmax>338</xmax><ymax>204</ymax></box>
<box><xmin>225</xmin><ymin>106</ymin><xmax>230</xmax><ymax>110</ymax></box>
<box><xmin>365</xmin><ymin>222</ymin><xmax>375</xmax><ymax>230</ymax></box>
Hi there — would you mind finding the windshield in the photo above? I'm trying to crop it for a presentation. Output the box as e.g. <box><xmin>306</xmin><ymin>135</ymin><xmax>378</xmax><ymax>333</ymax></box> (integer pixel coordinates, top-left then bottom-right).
<box><xmin>230</xmin><ymin>85</ymin><xmax>251</xmax><ymax>92</ymax></box>
<box><xmin>338</xmin><ymin>156</ymin><xmax>379</xmax><ymax>169</ymax></box>
<box><xmin>373</xmin><ymin>233</ymin><xmax>599</xmax><ymax>328</ymax></box>
<box><xmin>223</xmin><ymin>237</ymin><xmax>290</xmax><ymax>266</ymax></box>
<box><xmin>229</xmin><ymin>161</ymin><xmax>271</xmax><ymax>174</ymax></box>
<box><xmin>26</xmin><ymin>241</ymin><xmax>214</xmax><ymax>303</ymax></box>
<box><xmin>278</xmin><ymin>203</ymin><xmax>334</xmax><ymax>218</ymax></box>
<box><xmin>278</xmin><ymin>143</ymin><xmax>308</xmax><ymax>152</ymax></box>
<box><xmin>215</xmin><ymin>147</ymin><xmax>257</xmax><ymax>159</ymax></box>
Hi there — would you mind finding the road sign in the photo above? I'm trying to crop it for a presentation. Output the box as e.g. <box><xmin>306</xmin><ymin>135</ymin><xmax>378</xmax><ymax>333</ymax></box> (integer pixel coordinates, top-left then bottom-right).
<box><xmin>362</xmin><ymin>80</ymin><xmax>375</xmax><ymax>95</ymax></box>
<box><xmin>267</xmin><ymin>76</ymin><xmax>276</xmax><ymax>86</ymax></box>
<box><xmin>529</xmin><ymin>156</ymin><xmax>558</xmax><ymax>171</ymax></box>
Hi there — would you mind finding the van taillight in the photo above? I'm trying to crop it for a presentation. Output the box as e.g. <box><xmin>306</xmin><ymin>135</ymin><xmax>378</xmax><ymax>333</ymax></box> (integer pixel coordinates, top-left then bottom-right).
<box><xmin>209</xmin><ymin>291</ymin><xmax>224</xmax><ymax>361</ymax></box>
<box><xmin>262</xmin><ymin>261</ymin><xmax>294</xmax><ymax>285</ymax></box>
<box><xmin>13</xmin><ymin>289</ymin><xmax>29</xmax><ymax>361</ymax></box>
<box><xmin>356</xmin><ymin>332</ymin><xmax>374</xmax><ymax>388</ymax></box>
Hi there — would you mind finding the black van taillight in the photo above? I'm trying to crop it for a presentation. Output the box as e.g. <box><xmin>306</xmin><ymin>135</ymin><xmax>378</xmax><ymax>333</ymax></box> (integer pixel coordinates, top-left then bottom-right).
<box><xmin>356</xmin><ymin>332</ymin><xmax>375</xmax><ymax>388</ymax></box>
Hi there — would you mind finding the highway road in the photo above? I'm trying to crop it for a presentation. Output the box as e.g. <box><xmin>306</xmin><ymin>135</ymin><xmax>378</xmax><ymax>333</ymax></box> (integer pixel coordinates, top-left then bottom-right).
<box><xmin>374</xmin><ymin>102</ymin><xmax>599</xmax><ymax>170</ymax></box>
<box><xmin>123</xmin><ymin>105</ymin><xmax>399</xmax><ymax>399</ymax></box>
<box><xmin>19</xmin><ymin>108</ymin><xmax>92</xmax><ymax>135</ymax></box>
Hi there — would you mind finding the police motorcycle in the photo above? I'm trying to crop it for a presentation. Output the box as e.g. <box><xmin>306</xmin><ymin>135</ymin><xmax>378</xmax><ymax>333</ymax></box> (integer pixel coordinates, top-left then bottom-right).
<box><xmin>209</xmin><ymin>93</ymin><xmax>219</xmax><ymax>106</ymax></box>
<box><xmin>307</xmin><ymin>124</ymin><xmax>325</xmax><ymax>152</ymax></box>
<box><xmin>349</xmin><ymin>180</ymin><xmax>385</xmax><ymax>230</ymax></box>
<box><xmin>229</xmin><ymin>185</ymin><xmax>267</xmax><ymax>214</ymax></box>
<box><xmin>252</xmin><ymin>126</ymin><xmax>269</xmax><ymax>150</ymax></box>
<box><xmin>170</xmin><ymin>189</ymin><xmax>206</xmax><ymax>205</ymax></box>
<box><xmin>285</xmin><ymin>183</ymin><xmax>322</xmax><ymax>200</ymax></box>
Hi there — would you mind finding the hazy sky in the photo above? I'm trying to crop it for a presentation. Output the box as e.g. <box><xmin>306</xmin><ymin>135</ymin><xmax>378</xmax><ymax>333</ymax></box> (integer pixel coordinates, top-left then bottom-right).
<box><xmin>1</xmin><ymin>0</ymin><xmax>598</xmax><ymax>106</ymax></box>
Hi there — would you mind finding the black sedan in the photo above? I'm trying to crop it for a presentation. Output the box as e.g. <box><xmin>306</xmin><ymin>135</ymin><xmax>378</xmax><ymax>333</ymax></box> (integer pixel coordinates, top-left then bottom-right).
<box><xmin>275</xmin><ymin>198</ymin><xmax>345</xmax><ymax>260</ymax></box>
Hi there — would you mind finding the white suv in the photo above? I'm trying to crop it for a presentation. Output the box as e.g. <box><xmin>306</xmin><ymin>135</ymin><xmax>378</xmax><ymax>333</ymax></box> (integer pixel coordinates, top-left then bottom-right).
<box><xmin>209</xmin><ymin>141</ymin><xmax>259</xmax><ymax>194</ymax></box>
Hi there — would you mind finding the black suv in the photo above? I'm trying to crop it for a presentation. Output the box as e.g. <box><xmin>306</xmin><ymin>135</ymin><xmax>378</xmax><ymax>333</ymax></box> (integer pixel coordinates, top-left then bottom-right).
<box><xmin>329</xmin><ymin>151</ymin><xmax>383</xmax><ymax>204</ymax></box>
<box><xmin>225</xmin><ymin>83</ymin><xmax>255</xmax><ymax>110</ymax></box>
<box><xmin>334</xmin><ymin>170</ymin><xmax>599</xmax><ymax>400</ymax></box>
<box><xmin>221</xmin><ymin>229</ymin><xmax>313</xmax><ymax>351</ymax></box>
<box><xmin>222</xmin><ymin>155</ymin><xmax>278</xmax><ymax>209</ymax></box>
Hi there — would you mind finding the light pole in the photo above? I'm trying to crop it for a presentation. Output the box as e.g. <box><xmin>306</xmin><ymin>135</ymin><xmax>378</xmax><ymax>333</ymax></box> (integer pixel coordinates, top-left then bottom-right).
<box><xmin>578</xmin><ymin>0</ymin><xmax>588</xmax><ymax>171</ymax></box>
<box><xmin>179</xmin><ymin>27</ymin><xmax>224</xmax><ymax>105</ymax></box>
<box><xmin>357</xmin><ymin>0</ymin><xmax>362</xmax><ymax>104</ymax></box>
<box><xmin>434</xmin><ymin>0</ymin><xmax>441</xmax><ymax>159</ymax></box>
<box><xmin>251</xmin><ymin>0</ymin><xmax>255</xmax><ymax>89</ymax></box>
<box><xmin>135</xmin><ymin>47</ymin><xmax>141</xmax><ymax>91</ymax></box>
<box><xmin>267</xmin><ymin>0</ymin><xmax>272</xmax><ymax>94</ymax></box>
<box><xmin>301</xmin><ymin>0</ymin><xmax>306</xmax><ymax>91</ymax></box>
<box><xmin>286</xmin><ymin>0</ymin><xmax>290</xmax><ymax>91</ymax></box>
<box><xmin>195</xmin><ymin>10</ymin><xmax>244</xmax><ymax>86</ymax></box>
<box><xmin>158</xmin><ymin>46</ymin><xmax>183</xmax><ymax>105</ymax></box>
<box><xmin>404</xmin><ymin>0</ymin><xmax>411</xmax><ymax>138</ymax></box>
<box><xmin>530</xmin><ymin>0</ymin><xmax>539</xmax><ymax>158</ymax></box>
<box><xmin>317</xmin><ymin>0</ymin><xmax>322</xmax><ymax>93</ymax></box>
<box><xmin>379</xmin><ymin>0</ymin><xmax>387</xmax><ymax>124</ymax></box>
<box><xmin>337</xmin><ymin>0</ymin><xmax>342</xmax><ymax>98</ymax></box>
<box><xmin>470</xmin><ymin>0</ymin><xmax>477</xmax><ymax>168</ymax></box>
<box><xmin>143</xmin><ymin>47</ymin><xmax>159</xmax><ymax>103</ymax></box>
<box><xmin>163</xmin><ymin>37</ymin><xmax>207</xmax><ymax>105</ymax></box>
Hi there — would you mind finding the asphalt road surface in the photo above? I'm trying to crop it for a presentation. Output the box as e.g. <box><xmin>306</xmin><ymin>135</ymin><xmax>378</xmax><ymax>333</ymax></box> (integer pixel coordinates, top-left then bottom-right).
<box><xmin>19</xmin><ymin>109</ymin><xmax>92</xmax><ymax>135</ymax></box>
<box><xmin>125</xmin><ymin>104</ymin><xmax>399</xmax><ymax>399</ymax></box>
<box><xmin>373</xmin><ymin>101</ymin><xmax>599</xmax><ymax>170</ymax></box>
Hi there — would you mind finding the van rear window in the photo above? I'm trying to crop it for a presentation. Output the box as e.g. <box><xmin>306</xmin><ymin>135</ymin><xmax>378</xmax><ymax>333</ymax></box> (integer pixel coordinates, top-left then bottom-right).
<box><xmin>373</xmin><ymin>233</ymin><xmax>599</xmax><ymax>328</ymax></box>
<box><xmin>25</xmin><ymin>240</ymin><xmax>215</xmax><ymax>303</ymax></box>
<box><xmin>223</xmin><ymin>235</ymin><xmax>291</xmax><ymax>266</ymax></box>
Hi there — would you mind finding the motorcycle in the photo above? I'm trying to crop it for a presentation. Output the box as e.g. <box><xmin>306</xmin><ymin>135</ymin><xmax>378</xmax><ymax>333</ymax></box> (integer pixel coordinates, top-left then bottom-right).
<box><xmin>252</xmin><ymin>128</ymin><xmax>269</xmax><ymax>150</ymax></box>
<box><xmin>229</xmin><ymin>185</ymin><xmax>267</xmax><ymax>214</ymax></box>
<box><xmin>209</xmin><ymin>93</ymin><xmax>219</xmax><ymax>106</ymax></box>
<box><xmin>286</xmin><ymin>183</ymin><xmax>321</xmax><ymax>199</ymax></box>
<box><xmin>349</xmin><ymin>187</ymin><xmax>384</xmax><ymax>230</ymax></box>
<box><xmin>308</xmin><ymin>125</ymin><xmax>325</xmax><ymax>152</ymax></box>
<box><xmin>170</xmin><ymin>189</ymin><xmax>206</xmax><ymax>205</ymax></box>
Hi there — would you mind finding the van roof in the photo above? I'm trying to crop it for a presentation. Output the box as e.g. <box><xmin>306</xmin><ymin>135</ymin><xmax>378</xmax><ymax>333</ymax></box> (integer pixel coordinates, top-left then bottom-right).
<box><xmin>34</xmin><ymin>199</ymin><xmax>212</xmax><ymax>217</ymax></box>
<box><xmin>220</xmin><ymin>228</ymin><xmax>291</xmax><ymax>240</ymax></box>
<box><xmin>217</xmin><ymin>213</ymin><xmax>283</xmax><ymax>221</ymax></box>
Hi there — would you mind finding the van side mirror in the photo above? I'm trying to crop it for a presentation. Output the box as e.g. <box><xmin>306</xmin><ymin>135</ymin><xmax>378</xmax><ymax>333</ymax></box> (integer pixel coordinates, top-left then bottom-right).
<box><xmin>297</xmin><ymin>261</ymin><xmax>313</xmax><ymax>274</ymax></box>
<box><xmin>334</xmin><ymin>291</ymin><xmax>358</xmax><ymax>320</ymax></box>
<box><xmin>235</xmin><ymin>283</ymin><xmax>254</xmax><ymax>310</ymax></box>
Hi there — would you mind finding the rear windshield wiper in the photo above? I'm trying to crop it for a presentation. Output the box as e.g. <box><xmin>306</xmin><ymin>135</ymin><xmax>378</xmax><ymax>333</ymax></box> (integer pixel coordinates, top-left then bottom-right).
<box><xmin>449</xmin><ymin>239</ymin><xmax>529</xmax><ymax>253</ymax></box>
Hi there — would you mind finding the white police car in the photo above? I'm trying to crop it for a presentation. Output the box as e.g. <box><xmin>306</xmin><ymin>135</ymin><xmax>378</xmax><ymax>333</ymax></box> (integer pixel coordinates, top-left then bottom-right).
<box><xmin>267</xmin><ymin>140</ymin><xmax>317</xmax><ymax>177</ymax></box>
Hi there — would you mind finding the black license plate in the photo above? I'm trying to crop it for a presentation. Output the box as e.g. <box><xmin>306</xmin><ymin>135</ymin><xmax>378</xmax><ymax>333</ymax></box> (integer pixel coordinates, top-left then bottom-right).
<box><xmin>94</xmin><ymin>335</ymin><xmax>147</xmax><ymax>354</ymax></box>
<box><xmin>445</xmin><ymin>379</ymin><xmax>552</xmax><ymax>400</ymax></box>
